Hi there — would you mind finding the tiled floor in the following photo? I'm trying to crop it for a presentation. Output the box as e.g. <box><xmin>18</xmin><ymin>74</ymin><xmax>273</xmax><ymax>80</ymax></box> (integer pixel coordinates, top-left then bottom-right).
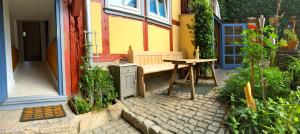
<box><xmin>8</xmin><ymin>61</ymin><xmax>58</xmax><ymax>98</ymax></box>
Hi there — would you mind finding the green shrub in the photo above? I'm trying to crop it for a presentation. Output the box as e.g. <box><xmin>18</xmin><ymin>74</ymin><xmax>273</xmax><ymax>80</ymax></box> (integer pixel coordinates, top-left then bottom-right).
<box><xmin>219</xmin><ymin>67</ymin><xmax>291</xmax><ymax>105</ymax></box>
<box><xmin>288</xmin><ymin>57</ymin><xmax>300</xmax><ymax>90</ymax></box>
<box><xmin>79</xmin><ymin>61</ymin><xmax>118</xmax><ymax>112</ymax></box>
<box><xmin>227</xmin><ymin>90</ymin><xmax>300</xmax><ymax>133</ymax></box>
<box><xmin>73</xmin><ymin>95</ymin><xmax>92</xmax><ymax>114</ymax></box>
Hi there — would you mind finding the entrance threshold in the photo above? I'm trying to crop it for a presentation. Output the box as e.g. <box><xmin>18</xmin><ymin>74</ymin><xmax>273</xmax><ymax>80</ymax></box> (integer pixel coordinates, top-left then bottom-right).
<box><xmin>0</xmin><ymin>95</ymin><xmax>67</xmax><ymax>110</ymax></box>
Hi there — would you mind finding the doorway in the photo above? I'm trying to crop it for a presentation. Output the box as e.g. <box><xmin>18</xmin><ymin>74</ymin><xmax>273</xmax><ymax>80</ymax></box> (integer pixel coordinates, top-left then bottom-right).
<box><xmin>0</xmin><ymin>0</ymin><xmax>64</xmax><ymax>103</ymax></box>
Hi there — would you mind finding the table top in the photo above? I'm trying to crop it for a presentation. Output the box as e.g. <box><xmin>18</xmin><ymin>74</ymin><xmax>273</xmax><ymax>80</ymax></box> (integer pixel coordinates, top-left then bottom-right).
<box><xmin>163</xmin><ymin>59</ymin><xmax>217</xmax><ymax>64</ymax></box>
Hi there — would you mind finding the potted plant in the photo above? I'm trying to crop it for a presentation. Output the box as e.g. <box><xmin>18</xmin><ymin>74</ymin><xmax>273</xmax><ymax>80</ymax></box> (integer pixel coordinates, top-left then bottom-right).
<box><xmin>68</xmin><ymin>95</ymin><xmax>92</xmax><ymax>115</ymax></box>
<box><xmin>283</xmin><ymin>29</ymin><xmax>299</xmax><ymax>50</ymax></box>
<box><xmin>279</xmin><ymin>39</ymin><xmax>288</xmax><ymax>47</ymax></box>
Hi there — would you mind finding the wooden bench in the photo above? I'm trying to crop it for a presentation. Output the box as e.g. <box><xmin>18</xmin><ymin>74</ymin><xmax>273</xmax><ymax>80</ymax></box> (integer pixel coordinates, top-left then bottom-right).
<box><xmin>128</xmin><ymin>50</ymin><xmax>188</xmax><ymax>97</ymax></box>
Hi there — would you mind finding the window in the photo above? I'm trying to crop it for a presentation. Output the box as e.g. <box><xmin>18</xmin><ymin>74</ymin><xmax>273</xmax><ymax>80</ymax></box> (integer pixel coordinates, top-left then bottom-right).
<box><xmin>147</xmin><ymin>0</ymin><xmax>170</xmax><ymax>24</ymax></box>
<box><xmin>105</xmin><ymin>0</ymin><xmax>171</xmax><ymax>25</ymax></box>
<box><xmin>105</xmin><ymin>0</ymin><xmax>143</xmax><ymax>16</ymax></box>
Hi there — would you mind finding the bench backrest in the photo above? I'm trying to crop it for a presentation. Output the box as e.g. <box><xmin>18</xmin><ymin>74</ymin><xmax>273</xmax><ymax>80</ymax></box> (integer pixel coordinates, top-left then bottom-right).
<box><xmin>128</xmin><ymin>51</ymin><xmax>184</xmax><ymax>66</ymax></box>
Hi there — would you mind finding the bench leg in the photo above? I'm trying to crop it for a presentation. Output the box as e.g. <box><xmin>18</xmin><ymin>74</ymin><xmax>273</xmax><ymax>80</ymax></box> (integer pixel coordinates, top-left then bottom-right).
<box><xmin>137</xmin><ymin>66</ymin><xmax>146</xmax><ymax>97</ymax></box>
<box><xmin>210</xmin><ymin>61</ymin><xmax>218</xmax><ymax>86</ymax></box>
<box><xmin>189</xmin><ymin>65</ymin><xmax>195</xmax><ymax>100</ymax></box>
<box><xmin>168</xmin><ymin>64</ymin><xmax>178</xmax><ymax>95</ymax></box>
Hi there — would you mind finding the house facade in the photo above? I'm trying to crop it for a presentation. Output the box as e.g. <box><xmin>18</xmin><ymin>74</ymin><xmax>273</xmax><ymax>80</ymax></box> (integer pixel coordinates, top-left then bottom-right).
<box><xmin>89</xmin><ymin>0</ymin><xmax>182</xmax><ymax>61</ymax></box>
<box><xmin>0</xmin><ymin>0</ymin><xmax>186</xmax><ymax>109</ymax></box>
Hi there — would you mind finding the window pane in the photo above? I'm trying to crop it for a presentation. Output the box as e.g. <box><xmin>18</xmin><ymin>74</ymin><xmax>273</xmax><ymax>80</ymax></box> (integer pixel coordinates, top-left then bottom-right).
<box><xmin>125</xmin><ymin>0</ymin><xmax>137</xmax><ymax>8</ymax></box>
<box><xmin>234</xmin><ymin>36</ymin><xmax>242</xmax><ymax>44</ymax></box>
<box><xmin>110</xmin><ymin>0</ymin><xmax>123</xmax><ymax>6</ymax></box>
<box><xmin>225</xmin><ymin>56</ymin><xmax>234</xmax><ymax>64</ymax></box>
<box><xmin>234</xmin><ymin>26</ymin><xmax>243</xmax><ymax>35</ymax></box>
<box><xmin>235</xmin><ymin>56</ymin><xmax>243</xmax><ymax>64</ymax></box>
<box><xmin>225</xmin><ymin>36</ymin><xmax>233</xmax><ymax>45</ymax></box>
<box><xmin>225</xmin><ymin>46</ymin><xmax>234</xmax><ymax>54</ymax></box>
<box><xmin>225</xmin><ymin>27</ymin><xmax>233</xmax><ymax>35</ymax></box>
<box><xmin>158</xmin><ymin>0</ymin><xmax>166</xmax><ymax>17</ymax></box>
<box><xmin>150</xmin><ymin>0</ymin><xmax>157</xmax><ymax>14</ymax></box>
<box><xmin>235</xmin><ymin>46</ymin><xmax>243</xmax><ymax>55</ymax></box>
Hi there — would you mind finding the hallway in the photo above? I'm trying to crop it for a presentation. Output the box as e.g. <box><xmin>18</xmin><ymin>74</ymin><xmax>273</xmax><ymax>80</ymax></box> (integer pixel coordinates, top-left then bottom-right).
<box><xmin>8</xmin><ymin>62</ymin><xmax>58</xmax><ymax>98</ymax></box>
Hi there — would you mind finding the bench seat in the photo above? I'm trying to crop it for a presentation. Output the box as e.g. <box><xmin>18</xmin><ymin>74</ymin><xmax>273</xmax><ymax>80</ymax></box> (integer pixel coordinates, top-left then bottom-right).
<box><xmin>142</xmin><ymin>64</ymin><xmax>188</xmax><ymax>74</ymax></box>
<box><xmin>128</xmin><ymin>48</ymin><xmax>187</xmax><ymax>97</ymax></box>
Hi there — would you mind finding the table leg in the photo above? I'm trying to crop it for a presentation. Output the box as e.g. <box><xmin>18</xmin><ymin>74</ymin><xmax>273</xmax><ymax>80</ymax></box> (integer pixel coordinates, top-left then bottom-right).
<box><xmin>195</xmin><ymin>63</ymin><xmax>200</xmax><ymax>84</ymax></box>
<box><xmin>210</xmin><ymin>61</ymin><xmax>218</xmax><ymax>86</ymax></box>
<box><xmin>168</xmin><ymin>64</ymin><xmax>178</xmax><ymax>95</ymax></box>
<box><xmin>189</xmin><ymin>65</ymin><xmax>195</xmax><ymax>100</ymax></box>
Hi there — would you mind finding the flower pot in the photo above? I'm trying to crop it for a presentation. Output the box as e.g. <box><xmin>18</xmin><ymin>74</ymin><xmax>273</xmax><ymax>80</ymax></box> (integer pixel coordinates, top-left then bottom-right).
<box><xmin>68</xmin><ymin>99</ymin><xmax>79</xmax><ymax>115</ymax></box>
<box><xmin>287</xmin><ymin>40</ymin><xmax>299</xmax><ymax>50</ymax></box>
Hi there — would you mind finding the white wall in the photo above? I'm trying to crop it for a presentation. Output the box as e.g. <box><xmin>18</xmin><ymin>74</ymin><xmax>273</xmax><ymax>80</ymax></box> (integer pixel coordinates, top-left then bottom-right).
<box><xmin>3</xmin><ymin>0</ymin><xmax>14</xmax><ymax>95</ymax></box>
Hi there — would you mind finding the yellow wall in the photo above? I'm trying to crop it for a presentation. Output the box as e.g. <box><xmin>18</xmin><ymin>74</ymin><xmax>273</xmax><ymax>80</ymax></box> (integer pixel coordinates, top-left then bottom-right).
<box><xmin>172</xmin><ymin>25</ymin><xmax>180</xmax><ymax>52</ymax></box>
<box><xmin>148</xmin><ymin>24</ymin><xmax>170</xmax><ymax>52</ymax></box>
<box><xmin>172</xmin><ymin>0</ymin><xmax>181</xmax><ymax>21</ymax></box>
<box><xmin>91</xmin><ymin>2</ymin><xmax>102</xmax><ymax>53</ymax></box>
<box><xmin>47</xmin><ymin>40</ymin><xmax>58</xmax><ymax>80</ymax></box>
<box><xmin>172</xmin><ymin>1</ymin><xmax>181</xmax><ymax>52</ymax></box>
<box><xmin>179</xmin><ymin>14</ymin><xmax>195</xmax><ymax>59</ymax></box>
<box><xmin>109</xmin><ymin>16</ymin><xmax>144</xmax><ymax>54</ymax></box>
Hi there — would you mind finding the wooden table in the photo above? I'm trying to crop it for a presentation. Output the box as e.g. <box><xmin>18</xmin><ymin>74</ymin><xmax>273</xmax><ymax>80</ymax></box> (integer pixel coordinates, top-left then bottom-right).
<box><xmin>163</xmin><ymin>59</ymin><xmax>218</xmax><ymax>100</ymax></box>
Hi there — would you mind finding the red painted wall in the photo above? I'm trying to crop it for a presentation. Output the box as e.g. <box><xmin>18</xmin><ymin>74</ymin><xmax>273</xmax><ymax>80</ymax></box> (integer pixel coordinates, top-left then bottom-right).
<box><xmin>63</xmin><ymin>0</ymin><xmax>85</xmax><ymax>96</ymax></box>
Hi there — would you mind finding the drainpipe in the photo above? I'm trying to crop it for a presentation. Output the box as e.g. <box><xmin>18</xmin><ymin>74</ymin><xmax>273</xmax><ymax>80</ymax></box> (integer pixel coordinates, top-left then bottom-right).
<box><xmin>85</xmin><ymin>0</ymin><xmax>93</xmax><ymax>65</ymax></box>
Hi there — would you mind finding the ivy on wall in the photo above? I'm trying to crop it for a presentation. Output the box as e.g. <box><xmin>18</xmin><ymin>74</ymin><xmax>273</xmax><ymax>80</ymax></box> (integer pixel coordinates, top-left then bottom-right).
<box><xmin>189</xmin><ymin>0</ymin><xmax>215</xmax><ymax>76</ymax></box>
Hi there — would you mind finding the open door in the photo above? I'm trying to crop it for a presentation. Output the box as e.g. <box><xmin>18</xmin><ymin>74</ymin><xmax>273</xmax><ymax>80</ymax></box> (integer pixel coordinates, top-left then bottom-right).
<box><xmin>0</xmin><ymin>0</ymin><xmax>8</xmax><ymax>103</ymax></box>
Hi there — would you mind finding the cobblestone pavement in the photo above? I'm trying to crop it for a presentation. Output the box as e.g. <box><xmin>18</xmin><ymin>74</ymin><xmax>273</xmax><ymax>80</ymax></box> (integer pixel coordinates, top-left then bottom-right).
<box><xmin>123</xmin><ymin>69</ymin><xmax>232</xmax><ymax>134</ymax></box>
<box><xmin>91</xmin><ymin>119</ymin><xmax>141</xmax><ymax>134</ymax></box>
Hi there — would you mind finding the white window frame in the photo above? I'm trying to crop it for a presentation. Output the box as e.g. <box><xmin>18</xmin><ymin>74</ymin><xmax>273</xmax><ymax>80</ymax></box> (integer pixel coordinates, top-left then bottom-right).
<box><xmin>147</xmin><ymin>0</ymin><xmax>171</xmax><ymax>25</ymax></box>
<box><xmin>105</xmin><ymin>0</ymin><xmax>143</xmax><ymax>16</ymax></box>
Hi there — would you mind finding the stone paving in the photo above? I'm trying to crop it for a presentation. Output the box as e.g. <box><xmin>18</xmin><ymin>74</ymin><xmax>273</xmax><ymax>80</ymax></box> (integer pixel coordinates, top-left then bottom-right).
<box><xmin>122</xmin><ymin>69</ymin><xmax>231</xmax><ymax>134</ymax></box>
<box><xmin>91</xmin><ymin>119</ymin><xmax>141</xmax><ymax>134</ymax></box>
<box><xmin>0</xmin><ymin>69</ymin><xmax>231</xmax><ymax>134</ymax></box>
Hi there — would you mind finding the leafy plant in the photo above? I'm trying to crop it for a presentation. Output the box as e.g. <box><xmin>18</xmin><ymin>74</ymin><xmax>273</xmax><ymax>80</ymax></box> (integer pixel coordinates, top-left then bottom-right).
<box><xmin>241</xmin><ymin>26</ymin><xmax>279</xmax><ymax>67</ymax></box>
<box><xmin>73</xmin><ymin>95</ymin><xmax>92</xmax><ymax>114</ymax></box>
<box><xmin>219</xmin><ymin>67</ymin><xmax>291</xmax><ymax>106</ymax></box>
<box><xmin>227</xmin><ymin>90</ymin><xmax>300</xmax><ymax>133</ymax></box>
<box><xmin>77</xmin><ymin>57</ymin><xmax>118</xmax><ymax>113</ymax></box>
<box><xmin>188</xmin><ymin>0</ymin><xmax>215</xmax><ymax>76</ymax></box>
<box><xmin>284</xmin><ymin>29</ymin><xmax>299</xmax><ymax>42</ymax></box>
<box><xmin>288</xmin><ymin>57</ymin><xmax>300</xmax><ymax>90</ymax></box>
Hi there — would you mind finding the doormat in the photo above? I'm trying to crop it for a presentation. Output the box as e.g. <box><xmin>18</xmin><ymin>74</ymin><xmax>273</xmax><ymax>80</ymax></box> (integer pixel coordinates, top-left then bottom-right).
<box><xmin>20</xmin><ymin>105</ymin><xmax>66</xmax><ymax>122</ymax></box>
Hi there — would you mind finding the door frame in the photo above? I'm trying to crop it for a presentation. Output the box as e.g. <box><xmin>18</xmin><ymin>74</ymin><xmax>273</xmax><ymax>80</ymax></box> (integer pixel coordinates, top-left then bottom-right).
<box><xmin>0</xmin><ymin>0</ymin><xmax>7</xmax><ymax>103</ymax></box>
<box><xmin>0</xmin><ymin>0</ymin><xmax>65</xmax><ymax>103</ymax></box>
<box><xmin>221</xmin><ymin>23</ymin><xmax>246</xmax><ymax>69</ymax></box>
